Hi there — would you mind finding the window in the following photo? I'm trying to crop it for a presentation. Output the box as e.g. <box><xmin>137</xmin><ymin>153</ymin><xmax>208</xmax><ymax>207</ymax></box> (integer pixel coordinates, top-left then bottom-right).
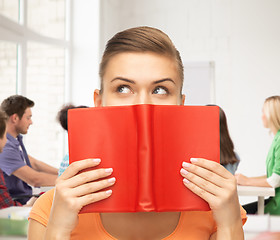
<box><xmin>0</xmin><ymin>0</ymin><xmax>19</xmax><ymax>22</ymax></box>
<box><xmin>0</xmin><ymin>42</ymin><xmax>17</xmax><ymax>98</ymax></box>
<box><xmin>0</xmin><ymin>0</ymin><xmax>71</xmax><ymax>167</ymax></box>
<box><xmin>27</xmin><ymin>0</ymin><xmax>66</xmax><ymax>39</ymax></box>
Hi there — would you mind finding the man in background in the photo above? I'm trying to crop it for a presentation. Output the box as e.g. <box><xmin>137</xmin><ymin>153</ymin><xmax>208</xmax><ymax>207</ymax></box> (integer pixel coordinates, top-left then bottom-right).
<box><xmin>0</xmin><ymin>95</ymin><xmax>58</xmax><ymax>204</ymax></box>
<box><xmin>0</xmin><ymin>110</ymin><xmax>36</xmax><ymax>208</ymax></box>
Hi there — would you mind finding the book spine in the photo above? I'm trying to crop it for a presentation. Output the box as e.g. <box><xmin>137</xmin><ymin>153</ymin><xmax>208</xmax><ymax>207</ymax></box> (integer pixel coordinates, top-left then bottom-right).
<box><xmin>135</xmin><ymin>105</ymin><xmax>155</xmax><ymax>212</ymax></box>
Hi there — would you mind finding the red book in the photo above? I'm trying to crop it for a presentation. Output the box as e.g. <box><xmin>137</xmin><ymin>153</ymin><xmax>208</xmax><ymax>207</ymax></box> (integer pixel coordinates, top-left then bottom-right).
<box><xmin>68</xmin><ymin>104</ymin><xmax>220</xmax><ymax>213</ymax></box>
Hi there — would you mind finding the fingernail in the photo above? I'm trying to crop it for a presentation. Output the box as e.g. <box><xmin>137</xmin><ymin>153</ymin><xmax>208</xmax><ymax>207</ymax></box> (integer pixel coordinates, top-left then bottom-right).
<box><xmin>180</xmin><ymin>168</ymin><xmax>188</xmax><ymax>175</ymax></box>
<box><xmin>107</xmin><ymin>177</ymin><xmax>116</xmax><ymax>183</ymax></box>
<box><xmin>190</xmin><ymin>158</ymin><xmax>198</xmax><ymax>163</ymax></box>
<box><xmin>183</xmin><ymin>178</ymin><xmax>190</xmax><ymax>184</ymax></box>
<box><xmin>182</xmin><ymin>162</ymin><xmax>191</xmax><ymax>168</ymax></box>
<box><xmin>93</xmin><ymin>158</ymin><xmax>101</xmax><ymax>163</ymax></box>
<box><xmin>106</xmin><ymin>190</ymin><xmax>112</xmax><ymax>195</ymax></box>
<box><xmin>105</xmin><ymin>168</ymin><xmax>113</xmax><ymax>173</ymax></box>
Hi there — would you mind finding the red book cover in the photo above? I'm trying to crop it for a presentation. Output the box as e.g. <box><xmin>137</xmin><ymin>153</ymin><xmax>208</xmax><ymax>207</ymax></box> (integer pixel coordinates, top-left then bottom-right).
<box><xmin>68</xmin><ymin>104</ymin><xmax>220</xmax><ymax>213</ymax></box>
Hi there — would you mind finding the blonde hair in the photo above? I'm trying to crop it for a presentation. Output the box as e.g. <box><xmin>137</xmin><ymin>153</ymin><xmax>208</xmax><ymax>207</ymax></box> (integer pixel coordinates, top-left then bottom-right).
<box><xmin>263</xmin><ymin>96</ymin><xmax>280</xmax><ymax>132</ymax></box>
<box><xmin>99</xmin><ymin>26</ymin><xmax>184</xmax><ymax>94</ymax></box>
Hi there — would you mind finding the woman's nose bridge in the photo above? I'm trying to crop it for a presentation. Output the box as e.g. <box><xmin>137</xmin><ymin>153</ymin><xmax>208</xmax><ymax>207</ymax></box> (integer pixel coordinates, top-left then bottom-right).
<box><xmin>135</xmin><ymin>91</ymin><xmax>151</xmax><ymax>104</ymax></box>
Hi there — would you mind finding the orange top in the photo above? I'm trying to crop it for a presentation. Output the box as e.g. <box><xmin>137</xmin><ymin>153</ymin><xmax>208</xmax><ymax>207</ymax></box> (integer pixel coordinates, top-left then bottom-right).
<box><xmin>29</xmin><ymin>189</ymin><xmax>247</xmax><ymax>240</ymax></box>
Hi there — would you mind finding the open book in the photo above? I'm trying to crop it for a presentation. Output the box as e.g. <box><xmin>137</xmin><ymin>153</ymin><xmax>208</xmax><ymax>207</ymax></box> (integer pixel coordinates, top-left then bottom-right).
<box><xmin>68</xmin><ymin>104</ymin><xmax>220</xmax><ymax>213</ymax></box>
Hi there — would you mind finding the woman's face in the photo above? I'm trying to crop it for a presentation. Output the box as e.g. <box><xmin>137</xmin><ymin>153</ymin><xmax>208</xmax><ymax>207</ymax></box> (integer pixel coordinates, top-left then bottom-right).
<box><xmin>94</xmin><ymin>52</ymin><xmax>185</xmax><ymax>107</ymax></box>
<box><xmin>261</xmin><ymin>106</ymin><xmax>269</xmax><ymax>129</ymax></box>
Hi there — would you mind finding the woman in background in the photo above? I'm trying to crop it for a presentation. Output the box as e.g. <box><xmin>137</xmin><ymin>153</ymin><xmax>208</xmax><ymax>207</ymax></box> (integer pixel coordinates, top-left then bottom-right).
<box><xmin>236</xmin><ymin>96</ymin><xmax>280</xmax><ymax>215</ymax></box>
<box><xmin>208</xmin><ymin>105</ymin><xmax>240</xmax><ymax>174</ymax></box>
<box><xmin>57</xmin><ymin>104</ymin><xmax>88</xmax><ymax>176</ymax></box>
<box><xmin>219</xmin><ymin>107</ymin><xmax>240</xmax><ymax>174</ymax></box>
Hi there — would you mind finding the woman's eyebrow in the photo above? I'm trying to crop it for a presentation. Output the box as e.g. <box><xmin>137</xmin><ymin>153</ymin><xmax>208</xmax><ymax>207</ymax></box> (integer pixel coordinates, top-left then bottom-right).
<box><xmin>110</xmin><ymin>77</ymin><xmax>176</xmax><ymax>85</ymax></box>
<box><xmin>153</xmin><ymin>78</ymin><xmax>176</xmax><ymax>85</ymax></box>
<box><xmin>111</xmin><ymin>77</ymin><xmax>135</xmax><ymax>84</ymax></box>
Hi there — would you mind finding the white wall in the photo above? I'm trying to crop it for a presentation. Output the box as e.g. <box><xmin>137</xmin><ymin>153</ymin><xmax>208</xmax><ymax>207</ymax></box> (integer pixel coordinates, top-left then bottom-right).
<box><xmin>98</xmin><ymin>0</ymin><xmax>280</xmax><ymax>182</ymax></box>
<box><xmin>71</xmin><ymin>0</ymin><xmax>100</xmax><ymax>107</ymax></box>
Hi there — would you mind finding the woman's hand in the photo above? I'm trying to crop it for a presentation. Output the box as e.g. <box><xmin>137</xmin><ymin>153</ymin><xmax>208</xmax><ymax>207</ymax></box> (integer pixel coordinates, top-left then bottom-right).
<box><xmin>235</xmin><ymin>173</ymin><xmax>250</xmax><ymax>185</ymax></box>
<box><xmin>235</xmin><ymin>173</ymin><xmax>270</xmax><ymax>187</ymax></box>
<box><xmin>45</xmin><ymin>158</ymin><xmax>116</xmax><ymax>239</ymax></box>
<box><xmin>180</xmin><ymin>158</ymin><xmax>243</xmax><ymax>239</ymax></box>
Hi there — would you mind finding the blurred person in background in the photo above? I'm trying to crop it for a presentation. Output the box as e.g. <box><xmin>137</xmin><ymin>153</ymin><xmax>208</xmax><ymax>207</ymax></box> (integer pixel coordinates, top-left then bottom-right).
<box><xmin>236</xmin><ymin>96</ymin><xmax>280</xmax><ymax>215</ymax></box>
<box><xmin>0</xmin><ymin>95</ymin><xmax>58</xmax><ymax>204</ymax></box>
<box><xmin>56</xmin><ymin>104</ymin><xmax>88</xmax><ymax>176</ymax></box>
<box><xmin>215</xmin><ymin>105</ymin><xmax>240</xmax><ymax>174</ymax></box>
<box><xmin>0</xmin><ymin>110</ymin><xmax>36</xmax><ymax>209</ymax></box>
<box><xmin>207</xmin><ymin>105</ymin><xmax>240</xmax><ymax>174</ymax></box>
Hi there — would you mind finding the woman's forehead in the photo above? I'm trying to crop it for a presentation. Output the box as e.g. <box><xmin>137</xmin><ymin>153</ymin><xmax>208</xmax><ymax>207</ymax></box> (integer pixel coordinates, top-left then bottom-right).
<box><xmin>103</xmin><ymin>52</ymin><xmax>181</xmax><ymax>84</ymax></box>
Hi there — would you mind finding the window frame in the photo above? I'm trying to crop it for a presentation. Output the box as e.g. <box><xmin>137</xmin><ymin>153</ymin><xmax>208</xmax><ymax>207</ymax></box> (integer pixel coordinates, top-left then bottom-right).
<box><xmin>0</xmin><ymin>0</ymin><xmax>72</xmax><ymax>100</ymax></box>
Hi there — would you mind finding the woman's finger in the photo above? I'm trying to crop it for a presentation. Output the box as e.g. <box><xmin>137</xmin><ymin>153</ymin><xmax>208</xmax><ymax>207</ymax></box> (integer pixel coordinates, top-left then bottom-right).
<box><xmin>77</xmin><ymin>189</ymin><xmax>114</xmax><ymax>207</ymax></box>
<box><xmin>73</xmin><ymin>177</ymin><xmax>116</xmax><ymax>197</ymax></box>
<box><xmin>62</xmin><ymin>167</ymin><xmax>114</xmax><ymax>188</ymax></box>
<box><xmin>189</xmin><ymin>158</ymin><xmax>233</xmax><ymax>179</ymax></box>
<box><xmin>59</xmin><ymin>158</ymin><xmax>102</xmax><ymax>180</ymax></box>
<box><xmin>180</xmin><ymin>168</ymin><xmax>222</xmax><ymax>196</ymax></box>
<box><xmin>182</xmin><ymin>177</ymin><xmax>218</xmax><ymax>204</ymax></box>
<box><xmin>181</xmin><ymin>161</ymin><xmax>227</xmax><ymax>189</ymax></box>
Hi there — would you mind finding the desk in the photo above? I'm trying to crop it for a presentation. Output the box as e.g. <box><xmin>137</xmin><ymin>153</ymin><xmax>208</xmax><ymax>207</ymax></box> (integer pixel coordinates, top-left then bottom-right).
<box><xmin>237</xmin><ymin>185</ymin><xmax>275</xmax><ymax>214</ymax></box>
<box><xmin>40</xmin><ymin>186</ymin><xmax>53</xmax><ymax>192</ymax></box>
<box><xmin>0</xmin><ymin>237</ymin><xmax>26</xmax><ymax>240</ymax></box>
<box><xmin>0</xmin><ymin>207</ymin><xmax>31</xmax><ymax>239</ymax></box>
<box><xmin>243</xmin><ymin>214</ymin><xmax>280</xmax><ymax>239</ymax></box>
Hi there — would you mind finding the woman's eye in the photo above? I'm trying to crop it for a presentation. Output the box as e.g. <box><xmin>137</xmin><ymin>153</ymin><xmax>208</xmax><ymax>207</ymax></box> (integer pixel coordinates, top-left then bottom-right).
<box><xmin>117</xmin><ymin>85</ymin><xmax>132</xmax><ymax>94</ymax></box>
<box><xmin>153</xmin><ymin>87</ymin><xmax>168</xmax><ymax>95</ymax></box>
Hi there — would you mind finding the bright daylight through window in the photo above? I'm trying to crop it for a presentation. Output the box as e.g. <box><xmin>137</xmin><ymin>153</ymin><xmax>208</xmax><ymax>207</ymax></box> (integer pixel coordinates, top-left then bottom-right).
<box><xmin>0</xmin><ymin>0</ymin><xmax>70</xmax><ymax>167</ymax></box>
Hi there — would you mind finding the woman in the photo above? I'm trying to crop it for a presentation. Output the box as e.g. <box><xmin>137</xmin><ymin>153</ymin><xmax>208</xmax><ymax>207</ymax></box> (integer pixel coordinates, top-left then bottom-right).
<box><xmin>219</xmin><ymin>107</ymin><xmax>240</xmax><ymax>174</ymax></box>
<box><xmin>235</xmin><ymin>96</ymin><xmax>280</xmax><ymax>215</ymax></box>
<box><xmin>28</xmin><ymin>26</ymin><xmax>246</xmax><ymax>239</ymax></box>
<box><xmin>56</xmin><ymin>104</ymin><xmax>88</xmax><ymax>176</ymax></box>
<box><xmin>207</xmin><ymin>105</ymin><xmax>240</xmax><ymax>174</ymax></box>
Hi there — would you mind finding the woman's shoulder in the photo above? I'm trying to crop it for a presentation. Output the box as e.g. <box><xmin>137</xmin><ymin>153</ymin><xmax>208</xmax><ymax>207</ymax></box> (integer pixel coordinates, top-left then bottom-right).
<box><xmin>38</xmin><ymin>188</ymin><xmax>55</xmax><ymax>203</ymax></box>
<box><xmin>272</xmin><ymin>131</ymin><xmax>280</xmax><ymax>151</ymax></box>
<box><xmin>28</xmin><ymin>188</ymin><xmax>55</xmax><ymax>226</ymax></box>
<box><xmin>181</xmin><ymin>207</ymin><xmax>247</xmax><ymax>225</ymax></box>
<box><xmin>275</xmin><ymin>130</ymin><xmax>280</xmax><ymax>142</ymax></box>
